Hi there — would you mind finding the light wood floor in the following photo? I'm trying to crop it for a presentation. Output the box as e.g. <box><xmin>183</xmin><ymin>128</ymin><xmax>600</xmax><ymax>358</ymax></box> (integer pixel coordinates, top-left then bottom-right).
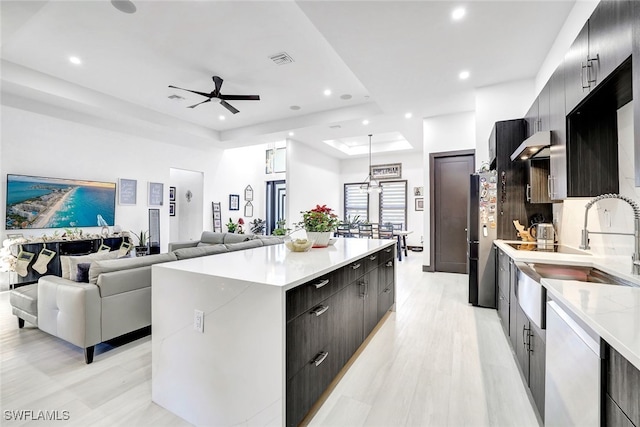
<box><xmin>1</xmin><ymin>253</ymin><xmax>540</xmax><ymax>426</ymax></box>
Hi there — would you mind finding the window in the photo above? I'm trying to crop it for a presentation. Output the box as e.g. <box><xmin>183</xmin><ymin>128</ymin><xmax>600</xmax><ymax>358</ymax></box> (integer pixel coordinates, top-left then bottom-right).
<box><xmin>379</xmin><ymin>180</ymin><xmax>407</xmax><ymax>227</ymax></box>
<box><xmin>344</xmin><ymin>183</ymin><xmax>369</xmax><ymax>222</ymax></box>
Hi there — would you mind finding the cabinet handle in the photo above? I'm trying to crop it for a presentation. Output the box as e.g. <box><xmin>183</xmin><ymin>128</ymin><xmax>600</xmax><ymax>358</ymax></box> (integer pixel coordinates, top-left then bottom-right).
<box><xmin>499</xmin><ymin>295</ymin><xmax>504</xmax><ymax>300</ymax></box>
<box><xmin>313</xmin><ymin>279</ymin><xmax>329</xmax><ymax>289</ymax></box>
<box><xmin>369</xmin><ymin>255</ymin><xmax>377</xmax><ymax>261</ymax></box>
<box><xmin>310</xmin><ymin>305</ymin><xmax>329</xmax><ymax>317</ymax></box>
<box><xmin>586</xmin><ymin>54</ymin><xmax>598</xmax><ymax>84</ymax></box>
<box><xmin>351</xmin><ymin>263</ymin><xmax>361</xmax><ymax>270</ymax></box>
<box><xmin>547</xmin><ymin>175</ymin><xmax>553</xmax><ymax>199</ymax></box>
<box><xmin>359</xmin><ymin>282</ymin><xmax>367</xmax><ymax>298</ymax></box>
<box><xmin>384</xmin><ymin>287</ymin><xmax>392</xmax><ymax>294</ymax></box>
<box><xmin>386</xmin><ymin>261</ymin><xmax>393</xmax><ymax>267</ymax></box>
<box><xmin>523</xmin><ymin>325</ymin><xmax>531</xmax><ymax>351</ymax></box>
<box><xmin>581</xmin><ymin>61</ymin><xmax>590</xmax><ymax>90</ymax></box>
<box><xmin>525</xmin><ymin>184</ymin><xmax>531</xmax><ymax>202</ymax></box>
<box><xmin>385</xmin><ymin>247</ymin><xmax>392</xmax><ymax>253</ymax></box>
<box><xmin>312</xmin><ymin>351</ymin><xmax>329</xmax><ymax>367</ymax></box>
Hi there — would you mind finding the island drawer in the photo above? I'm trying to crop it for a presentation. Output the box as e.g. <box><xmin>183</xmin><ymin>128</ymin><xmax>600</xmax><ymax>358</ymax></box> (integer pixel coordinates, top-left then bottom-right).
<box><xmin>345</xmin><ymin>257</ymin><xmax>367</xmax><ymax>283</ymax></box>
<box><xmin>379</xmin><ymin>245</ymin><xmax>395</xmax><ymax>265</ymax></box>
<box><xmin>286</xmin><ymin>269</ymin><xmax>345</xmax><ymax>321</ymax></box>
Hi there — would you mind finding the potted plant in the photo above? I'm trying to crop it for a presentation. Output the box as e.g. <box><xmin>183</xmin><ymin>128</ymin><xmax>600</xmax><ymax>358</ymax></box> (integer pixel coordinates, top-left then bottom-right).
<box><xmin>130</xmin><ymin>230</ymin><xmax>149</xmax><ymax>256</ymax></box>
<box><xmin>249</xmin><ymin>218</ymin><xmax>266</xmax><ymax>235</ymax></box>
<box><xmin>272</xmin><ymin>219</ymin><xmax>289</xmax><ymax>236</ymax></box>
<box><xmin>298</xmin><ymin>205</ymin><xmax>339</xmax><ymax>247</ymax></box>
<box><xmin>226</xmin><ymin>218</ymin><xmax>237</xmax><ymax>233</ymax></box>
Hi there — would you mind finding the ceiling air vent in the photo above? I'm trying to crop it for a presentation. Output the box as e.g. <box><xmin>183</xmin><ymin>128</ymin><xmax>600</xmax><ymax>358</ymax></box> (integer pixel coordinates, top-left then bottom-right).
<box><xmin>329</xmin><ymin>125</ymin><xmax>342</xmax><ymax>129</ymax></box>
<box><xmin>269</xmin><ymin>52</ymin><xmax>294</xmax><ymax>65</ymax></box>
<box><xmin>168</xmin><ymin>94</ymin><xmax>185</xmax><ymax>100</ymax></box>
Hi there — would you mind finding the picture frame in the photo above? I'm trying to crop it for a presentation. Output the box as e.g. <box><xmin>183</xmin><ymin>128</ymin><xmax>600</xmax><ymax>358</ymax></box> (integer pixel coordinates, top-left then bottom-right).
<box><xmin>169</xmin><ymin>202</ymin><xmax>176</xmax><ymax>216</ymax></box>
<box><xmin>229</xmin><ymin>194</ymin><xmax>240</xmax><ymax>211</ymax></box>
<box><xmin>118</xmin><ymin>178</ymin><xmax>137</xmax><ymax>205</ymax></box>
<box><xmin>415</xmin><ymin>198</ymin><xmax>424</xmax><ymax>211</ymax></box>
<box><xmin>169</xmin><ymin>186</ymin><xmax>176</xmax><ymax>201</ymax></box>
<box><xmin>414</xmin><ymin>186</ymin><xmax>424</xmax><ymax>196</ymax></box>
<box><xmin>212</xmin><ymin>202</ymin><xmax>222</xmax><ymax>232</ymax></box>
<box><xmin>212</xmin><ymin>202</ymin><xmax>221</xmax><ymax>213</ymax></box>
<box><xmin>371</xmin><ymin>163</ymin><xmax>402</xmax><ymax>180</ymax></box>
<box><xmin>244</xmin><ymin>201</ymin><xmax>253</xmax><ymax>217</ymax></box>
<box><xmin>148</xmin><ymin>182</ymin><xmax>164</xmax><ymax>206</ymax></box>
<box><xmin>244</xmin><ymin>185</ymin><xmax>253</xmax><ymax>201</ymax></box>
<box><xmin>214</xmin><ymin>219</ymin><xmax>222</xmax><ymax>232</ymax></box>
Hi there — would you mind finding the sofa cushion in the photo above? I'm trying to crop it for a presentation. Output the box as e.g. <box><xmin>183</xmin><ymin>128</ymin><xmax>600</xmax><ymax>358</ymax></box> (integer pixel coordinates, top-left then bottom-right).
<box><xmin>225</xmin><ymin>239</ymin><xmax>263</xmax><ymax>251</ymax></box>
<box><xmin>223</xmin><ymin>233</ymin><xmax>254</xmax><ymax>244</ymax></box>
<box><xmin>60</xmin><ymin>251</ymin><xmax>119</xmax><ymax>280</ymax></box>
<box><xmin>173</xmin><ymin>244</ymin><xmax>229</xmax><ymax>260</ymax></box>
<box><xmin>199</xmin><ymin>232</ymin><xmax>225</xmax><ymax>245</ymax></box>
<box><xmin>88</xmin><ymin>252</ymin><xmax>177</xmax><ymax>284</ymax></box>
<box><xmin>255</xmin><ymin>235</ymin><xmax>284</xmax><ymax>246</ymax></box>
<box><xmin>95</xmin><ymin>267</ymin><xmax>152</xmax><ymax>297</ymax></box>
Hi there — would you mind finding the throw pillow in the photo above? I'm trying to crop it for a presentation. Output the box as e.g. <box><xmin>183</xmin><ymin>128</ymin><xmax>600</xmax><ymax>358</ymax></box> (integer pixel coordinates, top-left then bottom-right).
<box><xmin>62</xmin><ymin>251</ymin><xmax>119</xmax><ymax>281</ymax></box>
<box><xmin>76</xmin><ymin>263</ymin><xmax>91</xmax><ymax>283</ymax></box>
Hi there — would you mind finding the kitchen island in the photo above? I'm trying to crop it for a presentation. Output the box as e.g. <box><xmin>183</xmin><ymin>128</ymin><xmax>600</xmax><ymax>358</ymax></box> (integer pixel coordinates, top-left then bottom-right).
<box><xmin>151</xmin><ymin>238</ymin><xmax>396</xmax><ymax>427</ymax></box>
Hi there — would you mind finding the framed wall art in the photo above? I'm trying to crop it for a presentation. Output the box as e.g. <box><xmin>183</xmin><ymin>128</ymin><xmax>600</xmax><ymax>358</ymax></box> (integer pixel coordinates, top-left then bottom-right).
<box><xmin>371</xmin><ymin>163</ymin><xmax>402</xmax><ymax>180</ymax></box>
<box><xmin>212</xmin><ymin>202</ymin><xmax>222</xmax><ymax>232</ymax></box>
<box><xmin>244</xmin><ymin>185</ymin><xmax>253</xmax><ymax>201</ymax></box>
<box><xmin>244</xmin><ymin>201</ymin><xmax>253</xmax><ymax>217</ymax></box>
<box><xmin>148</xmin><ymin>182</ymin><xmax>164</xmax><ymax>206</ymax></box>
<box><xmin>118</xmin><ymin>178</ymin><xmax>137</xmax><ymax>205</ymax></box>
<box><xmin>169</xmin><ymin>186</ymin><xmax>176</xmax><ymax>201</ymax></box>
<box><xmin>415</xmin><ymin>198</ymin><xmax>424</xmax><ymax>211</ymax></box>
<box><xmin>265</xmin><ymin>149</ymin><xmax>274</xmax><ymax>174</ymax></box>
<box><xmin>229</xmin><ymin>194</ymin><xmax>240</xmax><ymax>211</ymax></box>
<box><xmin>169</xmin><ymin>202</ymin><xmax>176</xmax><ymax>216</ymax></box>
<box><xmin>413</xmin><ymin>186</ymin><xmax>424</xmax><ymax>196</ymax></box>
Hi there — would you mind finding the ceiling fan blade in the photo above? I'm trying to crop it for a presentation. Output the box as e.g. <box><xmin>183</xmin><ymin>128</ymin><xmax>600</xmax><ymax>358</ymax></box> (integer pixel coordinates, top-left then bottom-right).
<box><xmin>168</xmin><ymin>85</ymin><xmax>213</xmax><ymax>99</ymax></box>
<box><xmin>212</xmin><ymin>76</ymin><xmax>223</xmax><ymax>96</ymax></box>
<box><xmin>220</xmin><ymin>99</ymin><xmax>239</xmax><ymax>114</ymax></box>
<box><xmin>219</xmin><ymin>94</ymin><xmax>260</xmax><ymax>101</ymax></box>
<box><xmin>187</xmin><ymin>99</ymin><xmax>212</xmax><ymax>109</ymax></box>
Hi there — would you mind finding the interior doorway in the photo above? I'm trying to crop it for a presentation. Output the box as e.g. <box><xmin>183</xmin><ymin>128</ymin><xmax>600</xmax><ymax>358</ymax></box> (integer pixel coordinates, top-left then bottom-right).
<box><xmin>169</xmin><ymin>168</ymin><xmax>204</xmax><ymax>243</ymax></box>
<box><xmin>266</xmin><ymin>180</ymin><xmax>286</xmax><ymax>235</ymax></box>
<box><xmin>429</xmin><ymin>150</ymin><xmax>475</xmax><ymax>273</ymax></box>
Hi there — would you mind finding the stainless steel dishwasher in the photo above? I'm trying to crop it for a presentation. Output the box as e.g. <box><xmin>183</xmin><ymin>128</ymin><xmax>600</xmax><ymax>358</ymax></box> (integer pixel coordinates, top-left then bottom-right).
<box><xmin>545</xmin><ymin>299</ymin><xmax>602</xmax><ymax>426</ymax></box>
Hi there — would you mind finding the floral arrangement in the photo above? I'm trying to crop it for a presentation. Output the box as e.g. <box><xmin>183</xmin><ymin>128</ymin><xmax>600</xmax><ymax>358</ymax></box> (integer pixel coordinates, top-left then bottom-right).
<box><xmin>226</xmin><ymin>218</ymin><xmax>245</xmax><ymax>234</ymax></box>
<box><xmin>299</xmin><ymin>205</ymin><xmax>339</xmax><ymax>232</ymax></box>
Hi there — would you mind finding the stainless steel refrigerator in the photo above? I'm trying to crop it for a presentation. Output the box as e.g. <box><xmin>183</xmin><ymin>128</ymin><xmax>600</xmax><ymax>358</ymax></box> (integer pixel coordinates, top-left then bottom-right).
<box><xmin>468</xmin><ymin>171</ymin><xmax>498</xmax><ymax>308</ymax></box>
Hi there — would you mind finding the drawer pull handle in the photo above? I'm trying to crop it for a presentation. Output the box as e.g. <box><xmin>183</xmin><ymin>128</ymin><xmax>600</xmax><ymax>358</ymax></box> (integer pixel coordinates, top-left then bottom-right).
<box><xmin>311</xmin><ymin>305</ymin><xmax>329</xmax><ymax>317</ymax></box>
<box><xmin>386</xmin><ymin>261</ymin><xmax>393</xmax><ymax>267</ymax></box>
<box><xmin>313</xmin><ymin>351</ymin><xmax>329</xmax><ymax>367</ymax></box>
<box><xmin>384</xmin><ymin>287</ymin><xmax>392</xmax><ymax>294</ymax></box>
<box><xmin>314</xmin><ymin>279</ymin><xmax>329</xmax><ymax>289</ymax></box>
<box><xmin>351</xmin><ymin>263</ymin><xmax>361</xmax><ymax>270</ymax></box>
<box><xmin>385</xmin><ymin>248</ymin><xmax>392</xmax><ymax>253</ymax></box>
<box><xmin>369</xmin><ymin>255</ymin><xmax>377</xmax><ymax>261</ymax></box>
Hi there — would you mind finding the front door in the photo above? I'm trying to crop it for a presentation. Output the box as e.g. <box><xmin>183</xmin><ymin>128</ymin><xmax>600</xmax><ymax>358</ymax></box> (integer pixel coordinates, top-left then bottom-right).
<box><xmin>433</xmin><ymin>153</ymin><xmax>475</xmax><ymax>273</ymax></box>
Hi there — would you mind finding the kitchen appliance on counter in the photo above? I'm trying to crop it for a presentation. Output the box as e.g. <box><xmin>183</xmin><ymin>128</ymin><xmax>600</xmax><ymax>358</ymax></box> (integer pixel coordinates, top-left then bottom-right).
<box><xmin>468</xmin><ymin>171</ymin><xmax>498</xmax><ymax>308</ymax></box>
<box><xmin>535</xmin><ymin>223</ymin><xmax>555</xmax><ymax>250</ymax></box>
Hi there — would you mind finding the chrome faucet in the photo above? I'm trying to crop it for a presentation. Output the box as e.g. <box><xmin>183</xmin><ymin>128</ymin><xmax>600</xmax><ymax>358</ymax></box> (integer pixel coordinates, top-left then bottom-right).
<box><xmin>580</xmin><ymin>193</ymin><xmax>640</xmax><ymax>275</ymax></box>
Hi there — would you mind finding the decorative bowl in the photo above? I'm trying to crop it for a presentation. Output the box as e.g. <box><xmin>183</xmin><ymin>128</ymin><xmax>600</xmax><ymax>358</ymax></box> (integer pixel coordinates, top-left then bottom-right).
<box><xmin>285</xmin><ymin>238</ymin><xmax>315</xmax><ymax>252</ymax></box>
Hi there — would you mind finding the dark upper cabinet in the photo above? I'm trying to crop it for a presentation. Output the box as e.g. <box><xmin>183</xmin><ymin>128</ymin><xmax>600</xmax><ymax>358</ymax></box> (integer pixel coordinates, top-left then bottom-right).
<box><xmin>524</xmin><ymin>98</ymin><xmax>539</xmax><ymax>138</ymax></box>
<box><xmin>565</xmin><ymin>22</ymin><xmax>590</xmax><ymax>113</ymax></box>
<box><xmin>538</xmin><ymin>82</ymin><xmax>550</xmax><ymax>133</ymax></box>
<box><xmin>549</xmin><ymin>61</ymin><xmax>567</xmax><ymax>200</ymax></box>
<box><xmin>588</xmin><ymin>0</ymin><xmax>632</xmax><ymax>90</ymax></box>
<box><xmin>525</xmin><ymin>159</ymin><xmax>552</xmax><ymax>204</ymax></box>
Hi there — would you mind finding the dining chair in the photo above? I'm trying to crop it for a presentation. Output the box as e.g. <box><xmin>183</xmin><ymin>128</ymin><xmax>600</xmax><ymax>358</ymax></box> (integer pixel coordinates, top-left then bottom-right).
<box><xmin>378</xmin><ymin>224</ymin><xmax>394</xmax><ymax>239</ymax></box>
<box><xmin>370</xmin><ymin>223</ymin><xmax>379</xmax><ymax>239</ymax></box>
<box><xmin>336</xmin><ymin>223</ymin><xmax>352</xmax><ymax>238</ymax></box>
<box><xmin>358</xmin><ymin>224</ymin><xmax>373</xmax><ymax>238</ymax></box>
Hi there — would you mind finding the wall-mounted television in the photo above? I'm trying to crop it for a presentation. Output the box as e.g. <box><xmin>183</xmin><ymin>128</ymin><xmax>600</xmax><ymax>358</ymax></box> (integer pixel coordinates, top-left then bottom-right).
<box><xmin>6</xmin><ymin>174</ymin><xmax>116</xmax><ymax>230</ymax></box>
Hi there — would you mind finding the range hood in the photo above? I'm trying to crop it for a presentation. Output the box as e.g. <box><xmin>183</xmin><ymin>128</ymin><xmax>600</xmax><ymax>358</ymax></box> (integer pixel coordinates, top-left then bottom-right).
<box><xmin>510</xmin><ymin>131</ymin><xmax>551</xmax><ymax>161</ymax></box>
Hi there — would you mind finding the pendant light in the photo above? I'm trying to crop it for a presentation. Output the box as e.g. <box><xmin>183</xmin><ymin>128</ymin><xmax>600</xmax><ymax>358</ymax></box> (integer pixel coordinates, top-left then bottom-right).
<box><xmin>360</xmin><ymin>134</ymin><xmax>382</xmax><ymax>193</ymax></box>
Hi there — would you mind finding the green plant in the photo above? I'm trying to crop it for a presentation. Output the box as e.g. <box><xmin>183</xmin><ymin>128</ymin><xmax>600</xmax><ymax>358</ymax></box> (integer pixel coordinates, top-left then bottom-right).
<box><xmin>272</xmin><ymin>218</ymin><xmax>289</xmax><ymax>236</ymax></box>
<box><xmin>298</xmin><ymin>205</ymin><xmax>339</xmax><ymax>232</ymax></box>
<box><xmin>226</xmin><ymin>218</ymin><xmax>237</xmax><ymax>233</ymax></box>
<box><xmin>345</xmin><ymin>214</ymin><xmax>365</xmax><ymax>228</ymax></box>
<box><xmin>250</xmin><ymin>218</ymin><xmax>266</xmax><ymax>235</ymax></box>
<box><xmin>130</xmin><ymin>230</ymin><xmax>149</xmax><ymax>247</ymax></box>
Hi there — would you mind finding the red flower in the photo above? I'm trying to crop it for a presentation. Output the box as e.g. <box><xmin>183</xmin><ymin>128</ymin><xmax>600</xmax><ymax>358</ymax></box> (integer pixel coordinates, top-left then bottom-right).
<box><xmin>238</xmin><ymin>218</ymin><xmax>245</xmax><ymax>225</ymax></box>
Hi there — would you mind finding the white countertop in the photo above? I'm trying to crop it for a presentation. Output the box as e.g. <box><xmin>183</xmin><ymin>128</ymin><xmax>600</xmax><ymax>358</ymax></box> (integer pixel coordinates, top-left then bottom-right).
<box><xmin>495</xmin><ymin>240</ymin><xmax>640</xmax><ymax>370</ymax></box>
<box><xmin>154</xmin><ymin>238</ymin><xmax>395</xmax><ymax>291</ymax></box>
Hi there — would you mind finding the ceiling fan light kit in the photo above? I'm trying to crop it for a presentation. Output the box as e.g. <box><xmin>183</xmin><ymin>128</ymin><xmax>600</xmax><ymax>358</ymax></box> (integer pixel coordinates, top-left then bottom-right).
<box><xmin>168</xmin><ymin>76</ymin><xmax>260</xmax><ymax>114</ymax></box>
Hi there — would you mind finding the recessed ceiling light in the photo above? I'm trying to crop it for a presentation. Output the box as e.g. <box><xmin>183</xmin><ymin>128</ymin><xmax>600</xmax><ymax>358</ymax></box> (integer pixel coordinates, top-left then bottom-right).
<box><xmin>288</xmin><ymin>132</ymin><xmax>294</xmax><ymax>136</ymax></box>
<box><xmin>324</xmin><ymin>89</ymin><xmax>332</xmax><ymax>96</ymax></box>
<box><xmin>290</xmin><ymin>105</ymin><xmax>301</xmax><ymax>111</ymax></box>
<box><xmin>452</xmin><ymin>7</ymin><xmax>466</xmax><ymax>21</ymax></box>
<box><xmin>69</xmin><ymin>56</ymin><xmax>82</xmax><ymax>65</ymax></box>
<box><xmin>405</xmin><ymin>112</ymin><xmax>413</xmax><ymax>119</ymax></box>
<box><xmin>219</xmin><ymin>115</ymin><xmax>225</xmax><ymax>121</ymax></box>
<box><xmin>111</xmin><ymin>0</ymin><xmax>137</xmax><ymax>14</ymax></box>
<box><xmin>459</xmin><ymin>70</ymin><xmax>470</xmax><ymax>80</ymax></box>
<box><xmin>362</xmin><ymin>119</ymin><xmax>369</xmax><ymax>125</ymax></box>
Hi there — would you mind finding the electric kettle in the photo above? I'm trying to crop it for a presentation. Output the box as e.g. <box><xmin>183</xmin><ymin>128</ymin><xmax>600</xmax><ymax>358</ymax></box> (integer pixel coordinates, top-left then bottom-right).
<box><xmin>535</xmin><ymin>223</ymin><xmax>555</xmax><ymax>249</ymax></box>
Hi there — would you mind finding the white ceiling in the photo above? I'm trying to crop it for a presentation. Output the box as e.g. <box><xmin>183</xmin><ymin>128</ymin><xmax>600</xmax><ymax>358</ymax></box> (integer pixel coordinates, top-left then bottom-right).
<box><xmin>0</xmin><ymin>0</ymin><xmax>576</xmax><ymax>158</ymax></box>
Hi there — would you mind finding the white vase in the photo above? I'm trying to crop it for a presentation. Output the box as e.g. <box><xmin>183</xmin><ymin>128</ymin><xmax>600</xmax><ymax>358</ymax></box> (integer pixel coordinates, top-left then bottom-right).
<box><xmin>306</xmin><ymin>231</ymin><xmax>332</xmax><ymax>248</ymax></box>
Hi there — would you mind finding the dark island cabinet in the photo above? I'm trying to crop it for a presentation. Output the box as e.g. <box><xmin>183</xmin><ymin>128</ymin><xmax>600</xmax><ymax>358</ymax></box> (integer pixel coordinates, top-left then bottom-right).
<box><xmin>605</xmin><ymin>344</ymin><xmax>640</xmax><ymax>426</ymax></box>
<box><xmin>285</xmin><ymin>246</ymin><xmax>395</xmax><ymax>427</ymax></box>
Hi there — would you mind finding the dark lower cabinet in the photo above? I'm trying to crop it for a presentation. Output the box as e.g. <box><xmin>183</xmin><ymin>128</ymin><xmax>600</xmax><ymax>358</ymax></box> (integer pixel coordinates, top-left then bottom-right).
<box><xmin>515</xmin><ymin>304</ymin><xmax>530</xmax><ymax>382</ymax></box>
<box><xmin>605</xmin><ymin>394</ymin><xmax>635</xmax><ymax>427</ymax></box>
<box><xmin>606</xmin><ymin>344</ymin><xmax>640</xmax><ymax>426</ymax></box>
<box><xmin>528</xmin><ymin>321</ymin><xmax>546</xmax><ymax>419</ymax></box>
<box><xmin>496</xmin><ymin>288</ymin><xmax>509</xmax><ymax>337</ymax></box>
<box><xmin>285</xmin><ymin>246</ymin><xmax>395</xmax><ymax>427</ymax></box>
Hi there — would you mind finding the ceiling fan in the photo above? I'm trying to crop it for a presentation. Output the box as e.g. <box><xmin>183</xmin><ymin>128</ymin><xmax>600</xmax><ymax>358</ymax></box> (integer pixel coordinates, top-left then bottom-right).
<box><xmin>168</xmin><ymin>76</ymin><xmax>260</xmax><ymax>114</ymax></box>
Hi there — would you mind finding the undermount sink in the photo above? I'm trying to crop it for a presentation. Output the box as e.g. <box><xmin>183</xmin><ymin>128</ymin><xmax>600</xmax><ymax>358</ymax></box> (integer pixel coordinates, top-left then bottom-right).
<box><xmin>526</xmin><ymin>263</ymin><xmax>638</xmax><ymax>287</ymax></box>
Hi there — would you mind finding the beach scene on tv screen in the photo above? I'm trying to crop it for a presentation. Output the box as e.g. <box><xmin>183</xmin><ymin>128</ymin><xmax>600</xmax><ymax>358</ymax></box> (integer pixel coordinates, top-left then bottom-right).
<box><xmin>6</xmin><ymin>175</ymin><xmax>116</xmax><ymax>230</ymax></box>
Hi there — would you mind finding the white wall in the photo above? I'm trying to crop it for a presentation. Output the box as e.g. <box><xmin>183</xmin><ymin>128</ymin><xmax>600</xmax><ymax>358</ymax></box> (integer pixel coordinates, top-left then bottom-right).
<box><xmin>423</xmin><ymin>111</ymin><xmax>476</xmax><ymax>267</ymax></box>
<box><xmin>340</xmin><ymin>151</ymin><xmax>424</xmax><ymax>247</ymax></box>
<box><xmin>208</xmin><ymin>142</ymin><xmax>285</xmax><ymax>233</ymax></box>
<box><xmin>0</xmin><ymin>106</ymin><xmax>220</xmax><ymax>252</ymax></box>
<box><xmin>555</xmin><ymin>102</ymin><xmax>636</xmax><ymax>257</ymax></box>
<box><xmin>474</xmin><ymin>79</ymin><xmax>536</xmax><ymax>167</ymax></box>
<box><xmin>169</xmin><ymin>168</ymin><xmax>204</xmax><ymax>242</ymax></box>
<box><xmin>287</xmin><ymin>139</ymin><xmax>340</xmax><ymax>236</ymax></box>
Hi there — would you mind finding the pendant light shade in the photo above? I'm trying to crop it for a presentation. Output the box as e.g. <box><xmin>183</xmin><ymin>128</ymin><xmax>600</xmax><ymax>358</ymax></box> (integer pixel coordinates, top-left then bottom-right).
<box><xmin>360</xmin><ymin>134</ymin><xmax>382</xmax><ymax>194</ymax></box>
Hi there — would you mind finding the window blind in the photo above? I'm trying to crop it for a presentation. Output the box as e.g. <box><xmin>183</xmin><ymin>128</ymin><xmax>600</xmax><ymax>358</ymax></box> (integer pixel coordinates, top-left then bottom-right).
<box><xmin>344</xmin><ymin>183</ymin><xmax>369</xmax><ymax>222</ymax></box>
<box><xmin>379</xmin><ymin>180</ymin><xmax>407</xmax><ymax>227</ymax></box>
